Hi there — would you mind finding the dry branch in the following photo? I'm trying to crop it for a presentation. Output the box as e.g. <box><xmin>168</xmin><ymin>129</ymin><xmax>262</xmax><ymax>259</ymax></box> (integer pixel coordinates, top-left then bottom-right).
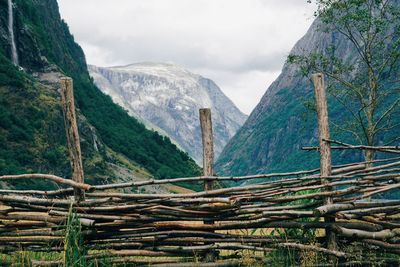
<box><xmin>333</xmin><ymin>226</ymin><xmax>400</xmax><ymax>240</ymax></box>
<box><xmin>1</xmin><ymin>157</ymin><xmax>400</xmax><ymax>264</ymax></box>
<box><xmin>0</xmin><ymin>174</ymin><xmax>90</xmax><ymax>190</ymax></box>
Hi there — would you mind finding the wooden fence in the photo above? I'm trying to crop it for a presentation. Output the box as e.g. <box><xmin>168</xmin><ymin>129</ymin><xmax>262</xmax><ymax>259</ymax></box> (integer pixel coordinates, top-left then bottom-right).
<box><xmin>0</xmin><ymin>75</ymin><xmax>400</xmax><ymax>266</ymax></box>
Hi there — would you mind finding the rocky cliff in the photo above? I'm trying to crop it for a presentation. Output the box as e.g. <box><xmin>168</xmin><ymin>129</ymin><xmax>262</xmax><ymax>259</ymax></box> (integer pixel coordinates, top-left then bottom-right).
<box><xmin>215</xmin><ymin>18</ymin><xmax>376</xmax><ymax>176</ymax></box>
<box><xmin>89</xmin><ymin>63</ymin><xmax>247</xmax><ymax>163</ymax></box>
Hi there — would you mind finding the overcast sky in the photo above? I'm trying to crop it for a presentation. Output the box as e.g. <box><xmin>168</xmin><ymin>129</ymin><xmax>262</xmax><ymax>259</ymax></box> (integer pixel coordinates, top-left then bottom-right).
<box><xmin>57</xmin><ymin>0</ymin><xmax>316</xmax><ymax>114</ymax></box>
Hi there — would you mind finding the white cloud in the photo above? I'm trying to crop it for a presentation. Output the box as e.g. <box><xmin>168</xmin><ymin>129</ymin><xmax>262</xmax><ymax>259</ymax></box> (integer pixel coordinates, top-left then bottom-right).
<box><xmin>58</xmin><ymin>0</ymin><xmax>316</xmax><ymax>114</ymax></box>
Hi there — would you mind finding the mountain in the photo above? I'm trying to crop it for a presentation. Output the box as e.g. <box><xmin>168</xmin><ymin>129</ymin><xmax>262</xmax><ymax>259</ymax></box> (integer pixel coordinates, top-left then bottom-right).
<box><xmin>215</xmin><ymin>16</ymin><xmax>399</xmax><ymax>176</ymax></box>
<box><xmin>215</xmin><ymin>20</ymin><xmax>326</xmax><ymax>176</ymax></box>
<box><xmin>0</xmin><ymin>0</ymin><xmax>200</xmax><ymax>191</ymax></box>
<box><xmin>89</xmin><ymin>63</ymin><xmax>248</xmax><ymax>163</ymax></box>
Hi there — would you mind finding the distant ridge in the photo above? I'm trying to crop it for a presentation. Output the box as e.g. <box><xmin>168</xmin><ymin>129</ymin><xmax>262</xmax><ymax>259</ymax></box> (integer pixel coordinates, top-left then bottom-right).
<box><xmin>89</xmin><ymin>62</ymin><xmax>248</xmax><ymax>163</ymax></box>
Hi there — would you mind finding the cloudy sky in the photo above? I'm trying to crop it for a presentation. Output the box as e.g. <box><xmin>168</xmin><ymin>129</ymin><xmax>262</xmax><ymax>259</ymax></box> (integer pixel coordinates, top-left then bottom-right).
<box><xmin>58</xmin><ymin>0</ymin><xmax>316</xmax><ymax>114</ymax></box>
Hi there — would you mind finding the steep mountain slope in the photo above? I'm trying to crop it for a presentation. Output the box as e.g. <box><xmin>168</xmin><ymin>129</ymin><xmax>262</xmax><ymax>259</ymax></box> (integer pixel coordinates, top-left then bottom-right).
<box><xmin>215</xmin><ymin>18</ymin><xmax>389</xmax><ymax>176</ymax></box>
<box><xmin>0</xmin><ymin>0</ymin><xmax>200</xmax><ymax>190</ymax></box>
<box><xmin>89</xmin><ymin>63</ymin><xmax>248</xmax><ymax>163</ymax></box>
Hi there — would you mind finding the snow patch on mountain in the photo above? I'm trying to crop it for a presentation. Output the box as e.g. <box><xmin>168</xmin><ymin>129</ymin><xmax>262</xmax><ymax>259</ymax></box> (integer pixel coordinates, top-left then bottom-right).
<box><xmin>89</xmin><ymin>62</ymin><xmax>247</xmax><ymax>164</ymax></box>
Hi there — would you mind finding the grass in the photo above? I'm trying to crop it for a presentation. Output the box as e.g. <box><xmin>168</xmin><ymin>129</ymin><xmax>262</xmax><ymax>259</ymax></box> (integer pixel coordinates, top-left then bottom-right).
<box><xmin>63</xmin><ymin>204</ymin><xmax>87</xmax><ymax>266</ymax></box>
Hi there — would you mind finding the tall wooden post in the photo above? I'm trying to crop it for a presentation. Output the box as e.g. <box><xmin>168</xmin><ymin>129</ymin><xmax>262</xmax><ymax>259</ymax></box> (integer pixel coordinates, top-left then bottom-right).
<box><xmin>199</xmin><ymin>108</ymin><xmax>216</xmax><ymax>262</ymax></box>
<box><xmin>199</xmin><ymin>108</ymin><xmax>214</xmax><ymax>190</ymax></box>
<box><xmin>312</xmin><ymin>73</ymin><xmax>337</xmax><ymax>254</ymax></box>
<box><xmin>60</xmin><ymin>77</ymin><xmax>85</xmax><ymax>201</ymax></box>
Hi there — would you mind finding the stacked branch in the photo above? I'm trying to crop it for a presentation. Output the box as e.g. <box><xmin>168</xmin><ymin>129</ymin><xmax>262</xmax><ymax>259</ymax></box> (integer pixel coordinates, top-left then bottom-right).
<box><xmin>1</xmin><ymin>158</ymin><xmax>399</xmax><ymax>265</ymax></box>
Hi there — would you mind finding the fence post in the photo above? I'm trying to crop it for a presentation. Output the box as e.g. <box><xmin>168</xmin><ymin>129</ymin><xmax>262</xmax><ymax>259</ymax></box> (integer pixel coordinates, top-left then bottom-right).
<box><xmin>311</xmin><ymin>73</ymin><xmax>337</xmax><ymax>253</ymax></box>
<box><xmin>60</xmin><ymin>77</ymin><xmax>85</xmax><ymax>201</ymax></box>
<box><xmin>199</xmin><ymin>108</ymin><xmax>216</xmax><ymax>262</ymax></box>
<box><xmin>200</xmin><ymin>108</ymin><xmax>214</xmax><ymax>190</ymax></box>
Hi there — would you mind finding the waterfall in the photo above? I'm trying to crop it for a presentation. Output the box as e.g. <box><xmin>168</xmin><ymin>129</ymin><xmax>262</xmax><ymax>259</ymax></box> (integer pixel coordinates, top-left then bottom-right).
<box><xmin>8</xmin><ymin>0</ymin><xmax>19</xmax><ymax>66</ymax></box>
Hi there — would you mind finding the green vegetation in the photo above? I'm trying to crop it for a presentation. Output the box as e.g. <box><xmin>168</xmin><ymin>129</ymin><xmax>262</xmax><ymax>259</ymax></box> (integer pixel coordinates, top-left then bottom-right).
<box><xmin>290</xmin><ymin>0</ymin><xmax>400</xmax><ymax>162</ymax></box>
<box><xmin>216</xmin><ymin>0</ymin><xmax>400</xmax><ymax>178</ymax></box>
<box><xmin>73</xmin><ymin>76</ymin><xmax>199</xmax><ymax>179</ymax></box>
<box><xmin>216</xmin><ymin>83</ymin><xmax>363</xmax><ymax>177</ymax></box>
<box><xmin>0</xmin><ymin>54</ymin><xmax>70</xmax><ymax>189</ymax></box>
<box><xmin>0</xmin><ymin>0</ymin><xmax>200</xmax><ymax>190</ymax></box>
<box><xmin>63</xmin><ymin>205</ymin><xmax>87</xmax><ymax>266</ymax></box>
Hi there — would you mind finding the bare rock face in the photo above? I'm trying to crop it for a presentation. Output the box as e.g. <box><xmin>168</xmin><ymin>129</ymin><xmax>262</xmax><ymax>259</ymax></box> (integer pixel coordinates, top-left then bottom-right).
<box><xmin>89</xmin><ymin>63</ymin><xmax>247</xmax><ymax>164</ymax></box>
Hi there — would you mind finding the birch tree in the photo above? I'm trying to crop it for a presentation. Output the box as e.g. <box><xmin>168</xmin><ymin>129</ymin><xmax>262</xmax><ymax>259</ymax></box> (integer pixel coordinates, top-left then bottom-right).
<box><xmin>289</xmin><ymin>0</ymin><xmax>400</xmax><ymax>161</ymax></box>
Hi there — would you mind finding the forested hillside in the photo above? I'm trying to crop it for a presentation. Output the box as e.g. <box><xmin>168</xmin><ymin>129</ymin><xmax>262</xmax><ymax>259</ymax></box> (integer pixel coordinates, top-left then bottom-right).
<box><xmin>0</xmin><ymin>0</ymin><xmax>200</xmax><ymax>190</ymax></box>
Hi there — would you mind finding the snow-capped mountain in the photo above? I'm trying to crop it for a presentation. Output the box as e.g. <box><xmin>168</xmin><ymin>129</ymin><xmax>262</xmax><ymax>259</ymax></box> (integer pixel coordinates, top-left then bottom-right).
<box><xmin>89</xmin><ymin>62</ymin><xmax>247</xmax><ymax>164</ymax></box>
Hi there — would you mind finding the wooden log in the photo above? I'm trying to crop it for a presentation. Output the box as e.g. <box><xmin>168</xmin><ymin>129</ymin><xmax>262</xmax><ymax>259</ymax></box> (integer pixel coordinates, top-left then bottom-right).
<box><xmin>101</xmin><ymin>217</ymin><xmax>375</xmax><ymax>231</ymax></box>
<box><xmin>337</xmin><ymin>160</ymin><xmax>400</xmax><ymax>178</ymax></box>
<box><xmin>84</xmin><ymin>237</ymin><xmax>292</xmax><ymax>249</ymax></box>
<box><xmin>0</xmin><ymin>161</ymin><xmax>397</xmax><ymax>198</ymax></box>
<box><xmin>263</xmin><ymin>187</ymin><xmax>357</xmax><ymax>203</ymax></box>
<box><xmin>87</xmin><ymin>230</ymin><xmax>282</xmax><ymax>240</ymax></box>
<box><xmin>90</xmin><ymin>157</ymin><xmax>399</xmax><ymax>191</ymax></box>
<box><xmin>313</xmin><ymin>139</ymin><xmax>400</xmax><ymax>154</ymax></box>
<box><xmin>0</xmin><ymin>213</ymin><xmax>94</xmax><ymax>227</ymax></box>
<box><xmin>0</xmin><ymin>188</ymin><xmax>74</xmax><ymax>196</ymax></box>
<box><xmin>48</xmin><ymin>210</ymin><xmax>140</xmax><ymax>221</ymax></box>
<box><xmin>338</xmin><ymin>205</ymin><xmax>400</xmax><ymax>217</ymax></box>
<box><xmin>0</xmin><ymin>221</ymin><xmax>54</xmax><ymax>227</ymax></box>
<box><xmin>60</xmin><ymin>77</ymin><xmax>85</xmax><ymax>201</ymax></box>
<box><xmin>0</xmin><ymin>194</ymin><xmax>112</xmax><ymax>207</ymax></box>
<box><xmin>364</xmin><ymin>239</ymin><xmax>400</xmax><ymax>250</ymax></box>
<box><xmin>152</xmin><ymin>262</ymin><xmax>241</xmax><ymax>267</ymax></box>
<box><xmin>30</xmin><ymin>250</ymin><xmax>186</xmax><ymax>267</ymax></box>
<box><xmin>315</xmin><ymin>201</ymin><xmax>400</xmax><ymax>216</ymax></box>
<box><xmin>201</xmin><ymin>108</ymin><xmax>217</xmax><ymax>262</ymax></box>
<box><xmin>333</xmin><ymin>225</ymin><xmax>400</xmax><ymax>240</ymax></box>
<box><xmin>82</xmin><ymin>158</ymin><xmax>396</xmax><ymax>193</ymax></box>
<box><xmin>312</xmin><ymin>73</ymin><xmax>337</xmax><ymax>257</ymax></box>
<box><xmin>90</xmin><ymin>169</ymin><xmax>322</xmax><ymax>191</ymax></box>
<box><xmin>0</xmin><ymin>213</ymin><xmax>64</xmax><ymax>224</ymax></box>
<box><xmin>278</xmin><ymin>243</ymin><xmax>346</xmax><ymax>258</ymax></box>
<box><xmin>31</xmin><ymin>258</ymin><xmax>185</xmax><ymax>267</ymax></box>
<box><xmin>88</xmin><ymin>249</ymin><xmax>184</xmax><ymax>258</ymax></box>
<box><xmin>85</xmin><ymin>192</ymin><xmax>232</xmax><ymax>202</ymax></box>
<box><xmin>303</xmin><ymin>145</ymin><xmax>400</xmax><ymax>154</ymax></box>
<box><xmin>0</xmin><ymin>236</ymin><xmax>63</xmax><ymax>242</ymax></box>
<box><xmin>312</xmin><ymin>73</ymin><xmax>333</xmax><ymax>204</ymax></box>
<box><xmin>315</xmin><ymin>258</ymin><xmax>400</xmax><ymax>266</ymax></box>
<box><xmin>238</xmin><ymin>201</ymin><xmax>322</xmax><ymax>214</ymax></box>
<box><xmin>362</xmin><ymin>216</ymin><xmax>400</xmax><ymax>229</ymax></box>
<box><xmin>0</xmin><ymin>168</ymin><xmax>368</xmax><ymax>199</ymax></box>
<box><xmin>110</xmin><ymin>258</ymin><xmax>186</xmax><ymax>265</ymax></box>
<box><xmin>357</xmin><ymin>183</ymin><xmax>400</xmax><ymax>200</ymax></box>
<box><xmin>0</xmin><ymin>174</ymin><xmax>90</xmax><ymax>190</ymax></box>
<box><xmin>157</xmin><ymin>243</ymin><xmax>274</xmax><ymax>253</ymax></box>
<box><xmin>200</xmin><ymin>108</ymin><xmax>215</xmax><ymax>191</ymax></box>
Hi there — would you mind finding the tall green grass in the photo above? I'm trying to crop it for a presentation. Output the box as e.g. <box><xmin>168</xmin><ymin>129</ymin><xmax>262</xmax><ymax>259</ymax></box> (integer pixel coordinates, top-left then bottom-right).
<box><xmin>63</xmin><ymin>204</ymin><xmax>87</xmax><ymax>267</ymax></box>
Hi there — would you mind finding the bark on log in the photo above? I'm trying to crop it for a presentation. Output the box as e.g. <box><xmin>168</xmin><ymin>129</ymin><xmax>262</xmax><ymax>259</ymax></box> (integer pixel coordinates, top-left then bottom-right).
<box><xmin>200</xmin><ymin>108</ymin><xmax>215</xmax><ymax>191</ymax></box>
<box><xmin>333</xmin><ymin>225</ymin><xmax>400</xmax><ymax>240</ymax></box>
<box><xmin>60</xmin><ymin>77</ymin><xmax>85</xmax><ymax>201</ymax></box>
<box><xmin>278</xmin><ymin>243</ymin><xmax>346</xmax><ymax>258</ymax></box>
<box><xmin>312</xmin><ymin>73</ymin><xmax>337</xmax><ymax>257</ymax></box>
<box><xmin>200</xmin><ymin>108</ymin><xmax>217</xmax><ymax>262</ymax></box>
<box><xmin>0</xmin><ymin>174</ymin><xmax>90</xmax><ymax>190</ymax></box>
